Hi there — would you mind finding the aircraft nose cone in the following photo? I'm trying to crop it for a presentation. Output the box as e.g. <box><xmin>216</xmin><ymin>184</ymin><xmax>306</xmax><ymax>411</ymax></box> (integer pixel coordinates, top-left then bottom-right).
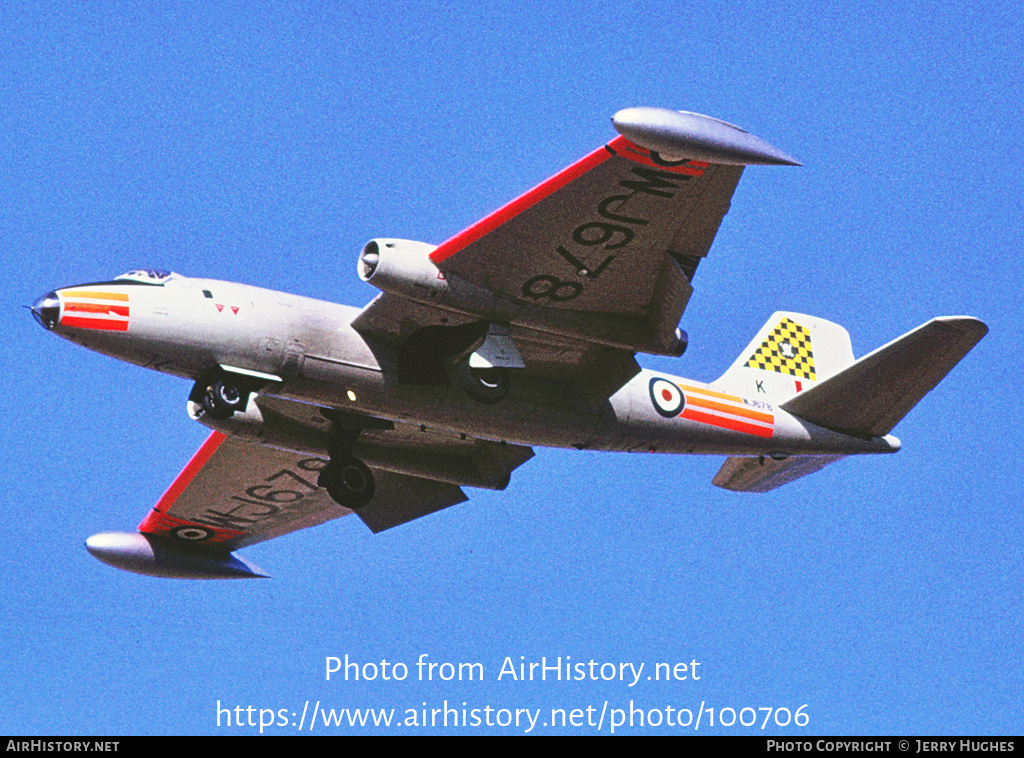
<box><xmin>31</xmin><ymin>291</ymin><xmax>60</xmax><ymax>330</ymax></box>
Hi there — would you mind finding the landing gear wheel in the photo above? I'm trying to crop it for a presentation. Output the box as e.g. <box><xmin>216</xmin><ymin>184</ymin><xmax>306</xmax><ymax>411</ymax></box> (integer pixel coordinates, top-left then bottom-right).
<box><xmin>456</xmin><ymin>360</ymin><xmax>509</xmax><ymax>404</ymax></box>
<box><xmin>318</xmin><ymin>456</ymin><xmax>375</xmax><ymax>510</ymax></box>
<box><xmin>200</xmin><ymin>379</ymin><xmax>248</xmax><ymax>420</ymax></box>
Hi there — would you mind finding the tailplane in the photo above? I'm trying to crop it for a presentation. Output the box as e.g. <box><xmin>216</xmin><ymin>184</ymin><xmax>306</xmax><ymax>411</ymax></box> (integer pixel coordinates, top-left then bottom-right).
<box><xmin>779</xmin><ymin>316</ymin><xmax>987</xmax><ymax>438</ymax></box>
<box><xmin>713</xmin><ymin>454</ymin><xmax>845</xmax><ymax>493</ymax></box>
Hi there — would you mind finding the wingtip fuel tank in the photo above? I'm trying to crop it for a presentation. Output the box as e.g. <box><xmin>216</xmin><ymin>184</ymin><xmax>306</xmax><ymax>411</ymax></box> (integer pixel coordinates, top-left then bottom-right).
<box><xmin>612</xmin><ymin>107</ymin><xmax>802</xmax><ymax>166</ymax></box>
<box><xmin>85</xmin><ymin>531</ymin><xmax>269</xmax><ymax>579</ymax></box>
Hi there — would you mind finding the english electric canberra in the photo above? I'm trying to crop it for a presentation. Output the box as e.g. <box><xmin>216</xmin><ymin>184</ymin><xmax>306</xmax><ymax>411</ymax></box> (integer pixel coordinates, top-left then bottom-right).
<box><xmin>32</xmin><ymin>108</ymin><xmax>986</xmax><ymax>579</ymax></box>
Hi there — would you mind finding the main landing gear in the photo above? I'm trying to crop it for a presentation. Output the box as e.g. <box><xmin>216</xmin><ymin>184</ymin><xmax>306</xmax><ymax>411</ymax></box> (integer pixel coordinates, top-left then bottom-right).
<box><xmin>188</xmin><ymin>373</ymin><xmax>379</xmax><ymax>511</ymax></box>
<box><xmin>317</xmin><ymin>452</ymin><xmax>375</xmax><ymax>511</ymax></box>
<box><xmin>395</xmin><ymin>321</ymin><xmax>513</xmax><ymax>405</ymax></box>
<box><xmin>455</xmin><ymin>359</ymin><xmax>509</xmax><ymax>404</ymax></box>
<box><xmin>316</xmin><ymin>414</ymin><xmax>383</xmax><ymax>511</ymax></box>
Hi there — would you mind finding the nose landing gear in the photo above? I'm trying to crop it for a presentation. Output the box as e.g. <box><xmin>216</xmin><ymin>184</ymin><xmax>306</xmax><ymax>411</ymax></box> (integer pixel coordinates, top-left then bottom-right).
<box><xmin>189</xmin><ymin>372</ymin><xmax>251</xmax><ymax>421</ymax></box>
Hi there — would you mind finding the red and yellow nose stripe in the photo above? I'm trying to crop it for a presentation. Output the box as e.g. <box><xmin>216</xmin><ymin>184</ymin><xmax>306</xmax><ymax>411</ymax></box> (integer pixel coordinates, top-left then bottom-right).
<box><xmin>59</xmin><ymin>290</ymin><xmax>130</xmax><ymax>332</ymax></box>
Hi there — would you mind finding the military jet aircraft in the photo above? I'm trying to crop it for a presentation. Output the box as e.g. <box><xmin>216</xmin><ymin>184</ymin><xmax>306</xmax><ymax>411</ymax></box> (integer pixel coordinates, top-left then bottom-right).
<box><xmin>31</xmin><ymin>108</ymin><xmax>987</xmax><ymax>579</ymax></box>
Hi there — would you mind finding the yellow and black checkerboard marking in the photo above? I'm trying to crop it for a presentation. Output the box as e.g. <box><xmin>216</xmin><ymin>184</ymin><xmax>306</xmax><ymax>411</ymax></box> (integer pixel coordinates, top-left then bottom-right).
<box><xmin>744</xmin><ymin>317</ymin><xmax>816</xmax><ymax>380</ymax></box>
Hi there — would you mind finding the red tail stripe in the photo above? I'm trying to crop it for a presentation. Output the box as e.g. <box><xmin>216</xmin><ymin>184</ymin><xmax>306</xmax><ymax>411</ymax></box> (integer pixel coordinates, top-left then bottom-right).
<box><xmin>681</xmin><ymin>408</ymin><xmax>774</xmax><ymax>438</ymax></box>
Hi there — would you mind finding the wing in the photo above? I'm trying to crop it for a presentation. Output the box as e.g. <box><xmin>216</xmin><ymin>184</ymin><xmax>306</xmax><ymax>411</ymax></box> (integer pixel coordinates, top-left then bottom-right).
<box><xmin>86</xmin><ymin>395</ymin><xmax>534</xmax><ymax>578</ymax></box>
<box><xmin>430</xmin><ymin>135</ymin><xmax>742</xmax><ymax>338</ymax></box>
<box><xmin>138</xmin><ymin>431</ymin><xmax>479</xmax><ymax>544</ymax></box>
<box><xmin>136</xmin><ymin>432</ymin><xmax>351</xmax><ymax>550</ymax></box>
<box><xmin>351</xmin><ymin>141</ymin><xmax>740</xmax><ymax>405</ymax></box>
<box><xmin>352</xmin><ymin>109</ymin><xmax>796</xmax><ymax>404</ymax></box>
<box><xmin>141</xmin><ymin>425</ymin><xmax>533</xmax><ymax>549</ymax></box>
<box><xmin>129</xmin><ymin>391</ymin><xmax>531</xmax><ymax>540</ymax></box>
<box><xmin>356</xmin><ymin>138</ymin><xmax>742</xmax><ymax>356</ymax></box>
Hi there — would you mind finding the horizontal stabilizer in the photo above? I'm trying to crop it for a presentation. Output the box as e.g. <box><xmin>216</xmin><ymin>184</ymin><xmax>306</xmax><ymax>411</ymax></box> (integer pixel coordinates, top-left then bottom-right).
<box><xmin>712</xmin><ymin>454</ymin><xmax>845</xmax><ymax>493</ymax></box>
<box><xmin>780</xmin><ymin>317</ymin><xmax>987</xmax><ymax>437</ymax></box>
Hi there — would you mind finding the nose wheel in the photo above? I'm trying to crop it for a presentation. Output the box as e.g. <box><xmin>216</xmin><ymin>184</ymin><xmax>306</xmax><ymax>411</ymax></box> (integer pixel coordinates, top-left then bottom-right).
<box><xmin>189</xmin><ymin>373</ymin><xmax>250</xmax><ymax>421</ymax></box>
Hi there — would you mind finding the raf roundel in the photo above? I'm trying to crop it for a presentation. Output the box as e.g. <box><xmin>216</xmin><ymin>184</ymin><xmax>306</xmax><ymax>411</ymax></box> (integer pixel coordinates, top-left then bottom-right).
<box><xmin>172</xmin><ymin>526</ymin><xmax>213</xmax><ymax>542</ymax></box>
<box><xmin>650</xmin><ymin>377</ymin><xmax>685</xmax><ymax>418</ymax></box>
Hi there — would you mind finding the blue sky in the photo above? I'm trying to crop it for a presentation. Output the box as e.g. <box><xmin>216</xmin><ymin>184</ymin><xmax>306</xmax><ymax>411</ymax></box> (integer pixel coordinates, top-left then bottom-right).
<box><xmin>2</xmin><ymin>0</ymin><xmax>1022</xmax><ymax>735</ymax></box>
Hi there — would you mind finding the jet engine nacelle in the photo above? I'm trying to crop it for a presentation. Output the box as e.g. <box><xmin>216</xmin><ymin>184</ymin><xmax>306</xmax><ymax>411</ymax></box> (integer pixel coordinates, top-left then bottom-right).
<box><xmin>358</xmin><ymin>238</ymin><xmax>447</xmax><ymax>301</ymax></box>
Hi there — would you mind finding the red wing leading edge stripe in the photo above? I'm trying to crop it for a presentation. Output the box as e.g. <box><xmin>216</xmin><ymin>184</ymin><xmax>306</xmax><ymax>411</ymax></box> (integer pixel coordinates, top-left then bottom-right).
<box><xmin>429</xmin><ymin>142</ymin><xmax>617</xmax><ymax>264</ymax></box>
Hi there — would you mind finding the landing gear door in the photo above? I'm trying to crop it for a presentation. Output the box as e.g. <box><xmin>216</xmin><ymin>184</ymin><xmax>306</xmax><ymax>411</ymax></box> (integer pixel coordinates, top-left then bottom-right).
<box><xmin>468</xmin><ymin>325</ymin><xmax>525</xmax><ymax>369</ymax></box>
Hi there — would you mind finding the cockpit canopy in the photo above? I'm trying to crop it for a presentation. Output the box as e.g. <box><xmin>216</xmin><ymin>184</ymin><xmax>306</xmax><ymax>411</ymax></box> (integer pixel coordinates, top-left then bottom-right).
<box><xmin>114</xmin><ymin>269</ymin><xmax>176</xmax><ymax>283</ymax></box>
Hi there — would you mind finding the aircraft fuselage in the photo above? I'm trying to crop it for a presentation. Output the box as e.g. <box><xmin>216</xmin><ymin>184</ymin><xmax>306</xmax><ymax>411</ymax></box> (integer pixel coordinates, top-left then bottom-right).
<box><xmin>33</xmin><ymin>272</ymin><xmax>897</xmax><ymax>460</ymax></box>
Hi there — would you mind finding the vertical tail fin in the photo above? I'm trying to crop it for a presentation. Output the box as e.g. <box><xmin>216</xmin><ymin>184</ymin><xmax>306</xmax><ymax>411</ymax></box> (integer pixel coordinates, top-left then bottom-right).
<box><xmin>712</xmin><ymin>311</ymin><xmax>855</xmax><ymax>403</ymax></box>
